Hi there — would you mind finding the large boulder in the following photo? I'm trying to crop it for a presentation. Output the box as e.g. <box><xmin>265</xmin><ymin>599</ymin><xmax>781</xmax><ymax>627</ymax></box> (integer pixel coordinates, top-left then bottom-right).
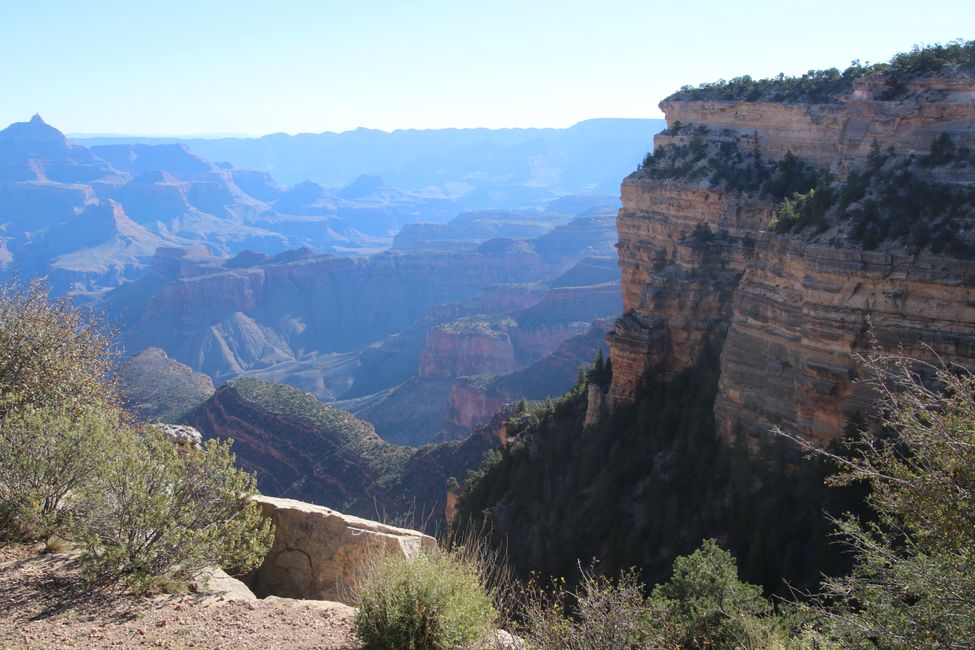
<box><xmin>250</xmin><ymin>495</ymin><xmax>436</xmax><ymax>603</ymax></box>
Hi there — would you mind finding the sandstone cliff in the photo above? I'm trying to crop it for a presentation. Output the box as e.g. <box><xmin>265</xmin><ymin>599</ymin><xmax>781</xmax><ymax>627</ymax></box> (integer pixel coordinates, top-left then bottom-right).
<box><xmin>609</xmin><ymin>63</ymin><xmax>975</xmax><ymax>444</ymax></box>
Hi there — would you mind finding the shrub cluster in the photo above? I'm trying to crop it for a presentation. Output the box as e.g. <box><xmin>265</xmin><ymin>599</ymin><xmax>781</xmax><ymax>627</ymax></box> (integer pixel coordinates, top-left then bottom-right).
<box><xmin>773</xmin><ymin>137</ymin><xmax>975</xmax><ymax>256</ymax></box>
<box><xmin>666</xmin><ymin>40</ymin><xmax>975</xmax><ymax>104</ymax></box>
<box><xmin>0</xmin><ymin>279</ymin><xmax>272</xmax><ymax>591</ymax></box>
<box><xmin>518</xmin><ymin>541</ymin><xmax>806</xmax><ymax>649</ymax></box>
<box><xmin>640</xmin><ymin>129</ymin><xmax>822</xmax><ymax>201</ymax></box>
<box><xmin>354</xmin><ymin>547</ymin><xmax>498</xmax><ymax>650</ymax></box>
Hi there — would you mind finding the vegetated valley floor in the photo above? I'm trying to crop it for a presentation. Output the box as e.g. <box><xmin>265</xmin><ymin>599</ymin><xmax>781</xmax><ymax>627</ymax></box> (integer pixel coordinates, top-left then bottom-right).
<box><xmin>0</xmin><ymin>545</ymin><xmax>362</xmax><ymax>649</ymax></box>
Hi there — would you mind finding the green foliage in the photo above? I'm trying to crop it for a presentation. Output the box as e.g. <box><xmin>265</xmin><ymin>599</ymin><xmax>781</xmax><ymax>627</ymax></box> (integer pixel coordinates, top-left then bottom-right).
<box><xmin>804</xmin><ymin>353</ymin><xmax>975</xmax><ymax>648</ymax></box>
<box><xmin>646</xmin><ymin>539</ymin><xmax>769</xmax><ymax>648</ymax></box>
<box><xmin>77</xmin><ymin>427</ymin><xmax>273</xmax><ymax>590</ymax></box>
<box><xmin>768</xmin><ymin>138</ymin><xmax>975</xmax><ymax>256</ymax></box>
<box><xmin>586</xmin><ymin>349</ymin><xmax>612</xmax><ymax>388</ymax></box>
<box><xmin>667</xmin><ymin>40</ymin><xmax>975</xmax><ymax>104</ymax></box>
<box><xmin>354</xmin><ymin>548</ymin><xmax>497</xmax><ymax>650</ymax></box>
<box><xmin>773</xmin><ymin>176</ymin><xmax>836</xmax><ymax>234</ymax></box>
<box><xmin>455</xmin><ymin>344</ymin><xmax>858</xmax><ymax>598</ymax></box>
<box><xmin>644</xmin><ymin>132</ymin><xmax>823</xmax><ymax>202</ymax></box>
<box><xmin>518</xmin><ymin>544</ymin><xmax>819</xmax><ymax>649</ymax></box>
<box><xmin>0</xmin><ymin>404</ymin><xmax>124</xmax><ymax>540</ymax></box>
<box><xmin>0</xmin><ymin>278</ymin><xmax>116</xmax><ymax>416</ymax></box>
<box><xmin>0</xmin><ymin>278</ymin><xmax>272</xmax><ymax>591</ymax></box>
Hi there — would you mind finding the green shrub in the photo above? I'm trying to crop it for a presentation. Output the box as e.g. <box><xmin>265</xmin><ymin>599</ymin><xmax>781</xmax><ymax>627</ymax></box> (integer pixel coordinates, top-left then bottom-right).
<box><xmin>77</xmin><ymin>427</ymin><xmax>273</xmax><ymax>590</ymax></box>
<box><xmin>517</xmin><ymin>546</ymin><xmax>809</xmax><ymax>650</ymax></box>
<box><xmin>793</xmin><ymin>352</ymin><xmax>975</xmax><ymax>648</ymax></box>
<box><xmin>647</xmin><ymin>539</ymin><xmax>771</xmax><ymax>649</ymax></box>
<box><xmin>354</xmin><ymin>548</ymin><xmax>497</xmax><ymax>650</ymax></box>
<box><xmin>0</xmin><ymin>404</ymin><xmax>124</xmax><ymax>541</ymax></box>
<box><xmin>0</xmin><ymin>278</ymin><xmax>116</xmax><ymax>417</ymax></box>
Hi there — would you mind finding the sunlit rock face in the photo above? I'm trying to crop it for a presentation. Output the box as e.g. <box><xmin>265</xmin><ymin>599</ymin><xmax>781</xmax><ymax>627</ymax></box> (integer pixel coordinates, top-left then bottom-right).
<box><xmin>609</xmin><ymin>68</ymin><xmax>975</xmax><ymax>444</ymax></box>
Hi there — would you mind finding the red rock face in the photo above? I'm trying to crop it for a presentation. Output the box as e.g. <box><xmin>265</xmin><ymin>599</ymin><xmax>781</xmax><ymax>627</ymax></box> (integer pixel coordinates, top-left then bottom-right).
<box><xmin>419</xmin><ymin>327</ymin><xmax>519</xmax><ymax>379</ymax></box>
<box><xmin>441</xmin><ymin>322</ymin><xmax>613</xmax><ymax>436</ymax></box>
<box><xmin>609</xmin><ymin>70</ymin><xmax>975</xmax><ymax>443</ymax></box>
<box><xmin>715</xmin><ymin>238</ymin><xmax>975</xmax><ymax>444</ymax></box>
<box><xmin>443</xmin><ymin>381</ymin><xmax>506</xmax><ymax>435</ymax></box>
<box><xmin>608</xmin><ymin>178</ymin><xmax>771</xmax><ymax>402</ymax></box>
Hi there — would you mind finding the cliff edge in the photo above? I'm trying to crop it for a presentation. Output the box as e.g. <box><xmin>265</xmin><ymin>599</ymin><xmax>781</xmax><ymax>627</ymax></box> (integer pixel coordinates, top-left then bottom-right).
<box><xmin>609</xmin><ymin>51</ymin><xmax>975</xmax><ymax>443</ymax></box>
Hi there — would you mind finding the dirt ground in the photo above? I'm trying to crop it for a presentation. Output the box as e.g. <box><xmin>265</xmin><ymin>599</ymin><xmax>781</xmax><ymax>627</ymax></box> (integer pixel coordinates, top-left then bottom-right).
<box><xmin>0</xmin><ymin>545</ymin><xmax>363</xmax><ymax>649</ymax></box>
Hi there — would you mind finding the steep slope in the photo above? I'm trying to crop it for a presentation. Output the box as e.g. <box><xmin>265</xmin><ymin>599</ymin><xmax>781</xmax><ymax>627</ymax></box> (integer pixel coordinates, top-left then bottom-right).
<box><xmin>119</xmin><ymin>347</ymin><xmax>215</xmax><ymax>422</ymax></box>
<box><xmin>187</xmin><ymin>378</ymin><xmax>497</xmax><ymax>528</ymax></box>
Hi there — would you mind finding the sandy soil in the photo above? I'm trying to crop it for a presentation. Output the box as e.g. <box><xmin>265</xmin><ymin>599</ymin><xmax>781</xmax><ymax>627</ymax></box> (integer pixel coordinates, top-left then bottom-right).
<box><xmin>0</xmin><ymin>545</ymin><xmax>363</xmax><ymax>649</ymax></box>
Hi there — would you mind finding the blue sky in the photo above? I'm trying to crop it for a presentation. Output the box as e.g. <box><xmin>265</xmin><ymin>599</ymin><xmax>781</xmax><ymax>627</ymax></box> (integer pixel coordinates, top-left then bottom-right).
<box><xmin>1</xmin><ymin>0</ymin><xmax>971</xmax><ymax>136</ymax></box>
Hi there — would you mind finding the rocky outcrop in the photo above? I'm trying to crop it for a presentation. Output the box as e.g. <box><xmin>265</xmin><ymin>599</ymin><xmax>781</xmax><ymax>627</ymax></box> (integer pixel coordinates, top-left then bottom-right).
<box><xmin>609</xmin><ymin>66</ymin><xmax>975</xmax><ymax>444</ymax></box>
<box><xmin>661</xmin><ymin>69</ymin><xmax>975</xmax><ymax>174</ymax></box>
<box><xmin>157</xmin><ymin>424</ymin><xmax>204</xmax><ymax>448</ymax></box>
<box><xmin>443</xmin><ymin>322</ymin><xmax>612</xmax><ymax>436</ymax></box>
<box><xmin>250</xmin><ymin>495</ymin><xmax>435</xmax><ymax>603</ymax></box>
<box><xmin>420</xmin><ymin>320</ymin><xmax>519</xmax><ymax>378</ymax></box>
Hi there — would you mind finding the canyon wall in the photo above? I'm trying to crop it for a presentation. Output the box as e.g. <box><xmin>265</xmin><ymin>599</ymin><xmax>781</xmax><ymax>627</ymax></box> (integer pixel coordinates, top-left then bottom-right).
<box><xmin>609</xmin><ymin>69</ymin><xmax>975</xmax><ymax>443</ymax></box>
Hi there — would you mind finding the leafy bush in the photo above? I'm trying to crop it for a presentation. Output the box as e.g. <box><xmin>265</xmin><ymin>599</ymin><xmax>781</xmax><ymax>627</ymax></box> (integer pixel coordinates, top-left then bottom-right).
<box><xmin>0</xmin><ymin>404</ymin><xmax>125</xmax><ymax>540</ymax></box>
<box><xmin>0</xmin><ymin>278</ymin><xmax>273</xmax><ymax>591</ymax></box>
<box><xmin>788</xmin><ymin>352</ymin><xmax>975</xmax><ymax>648</ymax></box>
<box><xmin>354</xmin><ymin>547</ymin><xmax>497</xmax><ymax>650</ymax></box>
<box><xmin>763</xmin><ymin>136</ymin><xmax>975</xmax><ymax>256</ymax></box>
<box><xmin>646</xmin><ymin>539</ymin><xmax>771</xmax><ymax>648</ymax></box>
<box><xmin>518</xmin><ymin>543</ymin><xmax>809</xmax><ymax>650</ymax></box>
<box><xmin>77</xmin><ymin>427</ymin><xmax>273</xmax><ymax>590</ymax></box>
<box><xmin>0</xmin><ymin>278</ymin><xmax>116</xmax><ymax>416</ymax></box>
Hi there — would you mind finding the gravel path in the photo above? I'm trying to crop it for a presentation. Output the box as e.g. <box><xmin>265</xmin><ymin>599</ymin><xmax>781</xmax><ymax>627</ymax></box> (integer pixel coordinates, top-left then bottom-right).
<box><xmin>0</xmin><ymin>545</ymin><xmax>363</xmax><ymax>649</ymax></box>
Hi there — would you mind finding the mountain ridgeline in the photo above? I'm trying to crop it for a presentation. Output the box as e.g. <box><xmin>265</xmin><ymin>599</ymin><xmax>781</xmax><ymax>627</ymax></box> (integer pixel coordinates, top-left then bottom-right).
<box><xmin>1</xmin><ymin>115</ymin><xmax>661</xmax><ymax>294</ymax></box>
<box><xmin>456</xmin><ymin>46</ymin><xmax>975</xmax><ymax>593</ymax></box>
<box><xmin>186</xmin><ymin>377</ymin><xmax>498</xmax><ymax>530</ymax></box>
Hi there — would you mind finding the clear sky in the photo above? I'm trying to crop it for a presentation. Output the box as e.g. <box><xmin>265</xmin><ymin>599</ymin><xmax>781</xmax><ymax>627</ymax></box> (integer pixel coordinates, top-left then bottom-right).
<box><xmin>0</xmin><ymin>0</ymin><xmax>971</xmax><ymax>136</ymax></box>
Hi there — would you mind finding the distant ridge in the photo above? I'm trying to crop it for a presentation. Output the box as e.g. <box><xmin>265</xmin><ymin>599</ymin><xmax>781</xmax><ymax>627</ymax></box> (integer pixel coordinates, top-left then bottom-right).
<box><xmin>70</xmin><ymin>118</ymin><xmax>666</xmax><ymax>189</ymax></box>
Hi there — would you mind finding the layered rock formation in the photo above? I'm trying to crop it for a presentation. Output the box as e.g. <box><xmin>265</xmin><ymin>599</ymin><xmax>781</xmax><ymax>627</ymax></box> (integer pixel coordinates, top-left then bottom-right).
<box><xmin>608</xmin><ymin>66</ymin><xmax>975</xmax><ymax>444</ymax></box>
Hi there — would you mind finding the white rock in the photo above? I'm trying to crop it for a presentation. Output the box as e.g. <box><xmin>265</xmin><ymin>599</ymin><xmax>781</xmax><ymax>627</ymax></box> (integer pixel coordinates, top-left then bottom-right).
<box><xmin>250</xmin><ymin>495</ymin><xmax>437</xmax><ymax>604</ymax></box>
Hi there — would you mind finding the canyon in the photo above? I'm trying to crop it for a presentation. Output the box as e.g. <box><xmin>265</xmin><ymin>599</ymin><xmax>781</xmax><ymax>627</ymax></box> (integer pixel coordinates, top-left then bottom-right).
<box><xmin>608</xmin><ymin>65</ymin><xmax>975</xmax><ymax>444</ymax></box>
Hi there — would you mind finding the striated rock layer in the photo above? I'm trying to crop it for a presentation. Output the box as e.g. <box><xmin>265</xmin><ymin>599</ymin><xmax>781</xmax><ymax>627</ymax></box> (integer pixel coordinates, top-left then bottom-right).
<box><xmin>609</xmin><ymin>69</ymin><xmax>975</xmax><ymax>444</ymax></box>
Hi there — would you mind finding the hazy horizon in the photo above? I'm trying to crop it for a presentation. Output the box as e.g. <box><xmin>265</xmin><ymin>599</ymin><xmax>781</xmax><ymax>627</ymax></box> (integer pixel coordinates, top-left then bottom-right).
<box><xmin>60</xmin><ymin>117</ymin><xmax>656</xmax><ymax>140</ymax></box>
<box><xmin>2</xmin><ymin>0</ymin><xmax>972</xmax><ymax>136</ymax></box>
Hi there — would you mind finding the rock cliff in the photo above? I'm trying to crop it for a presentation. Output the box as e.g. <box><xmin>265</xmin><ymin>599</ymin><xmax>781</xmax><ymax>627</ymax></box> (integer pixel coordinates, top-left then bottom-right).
<box><xmin>609</xmin><ymin>62</ymin><xmax>975</xmax><ymax>443</ymax></box>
